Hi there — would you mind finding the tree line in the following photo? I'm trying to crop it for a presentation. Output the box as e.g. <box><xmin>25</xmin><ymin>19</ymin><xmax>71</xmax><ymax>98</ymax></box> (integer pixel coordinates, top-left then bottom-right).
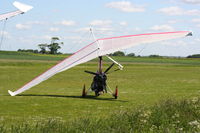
<box><xmin>17</xmin><ymin>37</ymin><xmax>200</xmax><ymax>58</ymax></box>
<box><xmin>18</xmin><ymin>37</ymin><xmax>63</xmax><ymax>54</ymax></box>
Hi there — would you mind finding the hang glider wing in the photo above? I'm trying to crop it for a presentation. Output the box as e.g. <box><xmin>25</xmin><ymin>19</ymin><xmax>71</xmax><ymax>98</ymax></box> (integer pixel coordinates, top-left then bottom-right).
<box><xmin>0</xmin><ymin>1</ymin><xmax>33</xmax><ymax>21</ymax></box>
<box><xmin>8</xmin><ymin>31</ymin><xmax>192</xmax><ymax>96</ymax></box>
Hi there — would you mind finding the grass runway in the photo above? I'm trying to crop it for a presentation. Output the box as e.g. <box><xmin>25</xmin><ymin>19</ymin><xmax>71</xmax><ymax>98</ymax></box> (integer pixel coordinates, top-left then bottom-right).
<box><xmin>0</xmin><ymin>51</ymin><xmax>199</xmax><ymax>130</ymax></box>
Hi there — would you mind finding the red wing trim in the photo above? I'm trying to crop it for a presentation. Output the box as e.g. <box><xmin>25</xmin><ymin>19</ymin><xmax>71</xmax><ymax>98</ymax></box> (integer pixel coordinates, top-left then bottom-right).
<box><xmin>98</xmin><ymin>31</ymin><xmax>190</xmax><ymax>41</ymax></box>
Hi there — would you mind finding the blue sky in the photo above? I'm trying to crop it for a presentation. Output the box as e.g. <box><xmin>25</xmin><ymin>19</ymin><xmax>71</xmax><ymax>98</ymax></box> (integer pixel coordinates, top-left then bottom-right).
<box><xmin>0</xmin><ymin>0</ymin><xmax>200</xmax><ymax>56</ymax></box>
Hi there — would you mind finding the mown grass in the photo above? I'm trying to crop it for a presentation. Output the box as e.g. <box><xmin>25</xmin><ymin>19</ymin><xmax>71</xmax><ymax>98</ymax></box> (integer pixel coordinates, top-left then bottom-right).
<box><xmin>1</xmin><ymin>50</ymin><xmax>200</xmax><ymax>65</ymax></box>
<box><xmin>0</xmin><ymin>98</ymin><xmax>199</xmax><ymax>132</ymax></box>
<box><xmin>0</xmin><ymin>51</ymin><xmax>69</xmax><ymax>61</ymax></box>
<box><xmin>0</xmin><ymin>51</ymin><xmax>200</xmax><ymax>132</ymax></box>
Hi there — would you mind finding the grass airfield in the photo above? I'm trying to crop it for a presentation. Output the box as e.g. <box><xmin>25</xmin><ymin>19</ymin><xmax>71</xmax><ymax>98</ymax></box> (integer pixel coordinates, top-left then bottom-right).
<box><xmin>0</xmin><ymin>51</ymin><xmax>200</xmax><ymax>126</ymax></box>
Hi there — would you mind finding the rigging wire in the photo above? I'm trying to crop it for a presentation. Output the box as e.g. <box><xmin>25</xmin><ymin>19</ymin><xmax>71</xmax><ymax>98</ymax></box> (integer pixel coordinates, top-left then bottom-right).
<box><xmin>93</xmin><ymin>28</ymin><xmax>150</xmax><ymax>56</ymax></box>
<box><xmin>67</xmin><ymin>30</ymin><xmax>91</xmax><ymax>54</ymax></box>
<box><xmin>0</xmin><ymin>19</ymin><xmax>7</xmax><ymax>50</ymax></box>
<box><xmin>136</xmin><ymin>43</ymin><xmax>149</xmax><ymax>56</ymax></box>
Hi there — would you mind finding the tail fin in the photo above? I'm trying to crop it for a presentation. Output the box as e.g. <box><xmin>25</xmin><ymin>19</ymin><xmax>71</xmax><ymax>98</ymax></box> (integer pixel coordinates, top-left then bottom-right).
<box><xmin>8</xmin><ymin>90</ymin><xmax>16</xmax><ymax>96</ymax></box>
<box><xmin>13</xmin><ymin>1</ymin><xmax>33</xmax><ymax>13</ymax></box>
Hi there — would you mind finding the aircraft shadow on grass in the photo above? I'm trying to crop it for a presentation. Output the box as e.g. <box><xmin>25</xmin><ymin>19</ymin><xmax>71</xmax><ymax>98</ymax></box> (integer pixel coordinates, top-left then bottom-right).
<box><xmin>18</xmin><ymin>94</ymin><xmax>128</xmax><ymax>102</ymax></box>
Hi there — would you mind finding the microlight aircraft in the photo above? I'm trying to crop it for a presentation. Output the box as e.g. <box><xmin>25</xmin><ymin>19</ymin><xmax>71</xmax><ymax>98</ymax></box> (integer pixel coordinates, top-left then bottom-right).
<box><xmin>8</xmin><ymin>30</ymin><xmax>192</xmax><ymax>98</ymax></box>
<box><xmin>0</xmin><ymin>1</ymin><xmax>33</xmax><ymax>21</ymax></box>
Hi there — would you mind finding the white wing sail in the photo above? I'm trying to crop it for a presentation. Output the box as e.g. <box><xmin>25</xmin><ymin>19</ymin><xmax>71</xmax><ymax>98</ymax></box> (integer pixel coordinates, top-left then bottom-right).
<box><xmin>8</xmin><ymin>31</ymin><xmax>192</xmax><ymax>96</ymax></box>
<box><xmin>0</xmin><ymin>1</ymin><xmax>33</xmax><ymax>21</ymax></box>
<box><xmin>98</xmin><ymin>31</ymin><xmax>192</xmax><ymax>56</ymax></box>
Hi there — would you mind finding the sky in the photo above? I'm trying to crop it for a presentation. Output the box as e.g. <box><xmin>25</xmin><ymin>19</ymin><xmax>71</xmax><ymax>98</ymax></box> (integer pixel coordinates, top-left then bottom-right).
<box><xmin>0</xmin><ymin>0</ymin><xmax>200</xmax><ymax>56</ymax></box>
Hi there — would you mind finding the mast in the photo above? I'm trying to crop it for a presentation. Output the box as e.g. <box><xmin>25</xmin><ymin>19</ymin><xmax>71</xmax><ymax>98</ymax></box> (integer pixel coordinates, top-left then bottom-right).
<box><xmin>99</xmin><ymin>56</ymin><xmax>102</xmax><ymax>74</ymax></box>
<box><xmin>90</xmin><ymin>27</ymin><xmax>102</xmax><ymax>74</ymax></box>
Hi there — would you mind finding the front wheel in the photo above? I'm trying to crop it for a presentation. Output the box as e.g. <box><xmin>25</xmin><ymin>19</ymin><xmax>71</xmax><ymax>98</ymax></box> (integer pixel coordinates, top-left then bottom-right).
<box><xmin>95</xmin><ymin>91</ymin><xmax>99</xmax><ymax>96</ymax></box>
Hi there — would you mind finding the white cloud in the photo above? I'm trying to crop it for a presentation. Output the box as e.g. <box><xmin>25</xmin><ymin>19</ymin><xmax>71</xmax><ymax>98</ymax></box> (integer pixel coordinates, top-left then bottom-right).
<box><xmin>150</xmin><ymin>24</ymin><xmax>174</xmax><ymax>31</ymax></box>
<box><xmin>95</xmin><ymin>27</ymin><xmax>114</xmax><ymax>36</ymax></box>
<box><xmin>194</xmin><ymin>38</ymin><xmax>200</xmax><ymax>42</ymax></box>
<box><xmin>186</xmin><ymin>9</ymin><xmax>200</xmax><ymax>15</ymax></box>
<box><xmin>27</xmin><ymin>21</ymin><xmax>46</xmax><ymax>25</ymax></box>
<box><xmin>90</xmin><ymin>20</ymin><xmax>112</xmax><ymax>26</ymax></box>
<box><xmin>16</xmin><ymin>24</ymin><xmax>30</xmax><ymax>30</ymax></box>
<box><xmin>58</xmin><ymin>20</ymin><xmax>76</xmax><ymax>26</ymax></box>
<box><xmin>75</xmin><ymin>27</ymin><xmax>91</xmax><ymax>32</ymax></box>
<box><xmin>158</xmin><ymin>6</ymin><xmax>200</xmax><ymax>16</ymax></box>
<box><xmin>18</xmin><ymin>37</ymin><xmax>33</xmax><ymax>44</ymax></box>
<box><xmin>197</xmin><ymin>24</ymin><xmax>200</xmax><ymax>27</ymax></box>
<box><xmin>192</xmin><ymin>18</ymin><xmax>200</xmax><ymax>23</ymax></box>
<box><xmin>105</xmin><ymin>1</ymin><xmax>145</xmax><ymax>12</ymax></box>
<box><xmin>181</xmin><ymin>0</ymin><xmax>200</xmax><ymax>4</ymax></box>
<box><xmin>158</xmin><ymin>6</ymin><xmax>184</xmax><ymax>15</ymax></box>
<box><xmin>0</xmin><ymin>31</ymin><xmax>9</xmax><ymax>36</ymax></box>
<box><xmin>0</xmin><ymin>31</ymin><xmax>11</xmax><ymax>39</ymax></box>
<box><xmin>75</xmin><ymin>27</ymin><xmax>114</xmax><ymax>37</ymax></box>
<box><xmin>42</xmin><ymin>35</ymin><xmax>52</xmax><ymax>40</ymax></box>
<box><xmin>64</xmin><ymin>36</ymin><xmax>82</xmax><ymax>40</ymax></box>
<box><xmin>49</xmin><ymin>27</ymin><xmax>59</xmax><ymax>32</ymax></box>
<box><xmin>167</xmin><ymin>20</ymin><xmax>179</xmax><ymax>24</ymax></box>
<box><xmin>15</xmin><ymin>21</ymin><xmax>46</xmax><ymax>30</ymax></box>
<box><xmin>119</xmin><ymin>21</ymin><xmax>128</xmax><ymax>26</ymax></box>
<box><xmin>161</xmin><ymin>40</ymin><xmax>187</xmax><ymax>46</ymax></box>
<box><xmin>133</xmin><ymin>27</ymin><xmax>141</xmax><ymax>32</ymax></box>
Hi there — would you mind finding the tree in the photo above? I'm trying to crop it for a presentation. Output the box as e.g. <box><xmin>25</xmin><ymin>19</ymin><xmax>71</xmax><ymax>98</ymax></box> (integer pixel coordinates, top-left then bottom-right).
<box><xmin>18</xmin><ymin>49</ymin><xmax>38</xmax><ymax>53</ymax></box>
<box><xmin>187</xmin><ymin>54</ymin><xmax>200</xmax><ymax>58</ymax></box>
<box><xmin>149</xmin><ymin>55</ymin><xmax>161</xmax><ymax>58</ymax></box>
<box><xmin>48</xmin><ymin>37</ymin><xmax>63</xmax><ymax>54</ymax></box>
<box><xmin>127</xmin><ymin>53</ymin><xmax>135</xmax><ymax>57</ymax></box>
<box><xmin>38</xmin><ymin>44</ymin><xmax>48</xmax><ymax>54</ymax></box>
<box><xmin>33</xmin><ymin>50</ymin><xmax>39</xmax><ymax>53</ymax></box>
<box><xmin>111</xmin><ymin>51</ymin><xmax>125</xmax><ymax>56</ymax></box>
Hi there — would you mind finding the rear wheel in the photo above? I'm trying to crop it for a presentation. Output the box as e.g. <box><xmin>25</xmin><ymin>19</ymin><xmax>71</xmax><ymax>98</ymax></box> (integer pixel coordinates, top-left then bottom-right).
<box><xmin>82</xmin><ymin>84</ymin><xmax>86</xmax><ymax>97</ymax></box>
<box><xmin>114</xmin><ymin>86</ymin><xmax>118</xmax><ymax>99</ymax></box>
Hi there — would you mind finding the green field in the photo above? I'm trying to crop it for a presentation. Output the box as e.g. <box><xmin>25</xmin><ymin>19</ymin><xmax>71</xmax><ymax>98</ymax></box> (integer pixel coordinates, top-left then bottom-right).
<box><xmin>0</xmin><ymin>51</ymin><xmax>200</xmax><ymax>131</ymax></box>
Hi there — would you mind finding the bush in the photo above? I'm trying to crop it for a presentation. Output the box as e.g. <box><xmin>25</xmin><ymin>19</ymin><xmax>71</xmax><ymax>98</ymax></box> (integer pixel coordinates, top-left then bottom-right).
<box><xmin>111</xmin><ymin>51</ymin><xmax>125</xmax><ymax>56</ymax></box>
<box><xmin>127</xmin><ymin>53</ymin><xmax>135</xmax><ymax>57</ymax></box>
<box><xmin>149</xmin><ymin>55</ymin><xmax>161</xmax><ymax>58</ymax></box>
<box><xmin>187</xmin><ymin>54</ymin><xmax>200</xmax><ymax>58</ymax></box>
<box><xmin>1</xmin><ymin>97</ymin><xmax>199</xmax><ymax>132</ymax></box>
<box><xmin>17</xmin><ymin>49</ymin><xmax>38</xmax><ymax>53</ymax></box>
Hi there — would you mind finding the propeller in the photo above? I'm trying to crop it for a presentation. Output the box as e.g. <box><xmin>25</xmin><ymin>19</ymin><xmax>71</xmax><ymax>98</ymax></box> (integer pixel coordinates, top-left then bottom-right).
<box><xmin>84</xmin><ymin>70</ymin><xmax>98</xmax><ymax>75</ymax></box>
<box><xmin>104</xmin><ymin>63</ymin><xmax>115</xmax><ymax>74</ymax></box>
<box><xmin>85</xmin><ymin>63</ymin><xmax>115</xmax><ymax>75</ymax></box>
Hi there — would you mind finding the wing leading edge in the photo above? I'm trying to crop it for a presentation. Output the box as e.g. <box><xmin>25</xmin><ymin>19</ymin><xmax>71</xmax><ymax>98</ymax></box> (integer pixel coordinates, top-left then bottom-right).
<box><xmin>0</xmin><ymin>1</ymin><xmax>33</xmax><ymax>21</ymax></box>
<box><xmin>8</xmin><ymin>31</ymin><xmax>192</xmax><ymax>96</ymax></box>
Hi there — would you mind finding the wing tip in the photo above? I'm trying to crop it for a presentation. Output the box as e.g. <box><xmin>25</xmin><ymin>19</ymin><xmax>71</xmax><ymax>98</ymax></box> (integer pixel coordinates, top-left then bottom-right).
<box><xmin>186</xmin><ymin>32</ymin><xmax>193</xmax><ymax>36</ymax></box>
<box><xmin>8</xmin><ymin>90</ymin><xmax>15</xmax><ymax>96</ymax></box>
<box><xmin>13</xmin><ymin>1</ymin><xmax>33</xmax><ymax>13</ymax></box>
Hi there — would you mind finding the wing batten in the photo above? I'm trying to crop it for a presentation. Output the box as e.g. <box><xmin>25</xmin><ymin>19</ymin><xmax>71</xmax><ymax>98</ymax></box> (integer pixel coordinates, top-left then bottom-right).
<box><xmin>8</xmin><ymin>31</ymin><xmax>191</xmax><ymax>96</ymax></box>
